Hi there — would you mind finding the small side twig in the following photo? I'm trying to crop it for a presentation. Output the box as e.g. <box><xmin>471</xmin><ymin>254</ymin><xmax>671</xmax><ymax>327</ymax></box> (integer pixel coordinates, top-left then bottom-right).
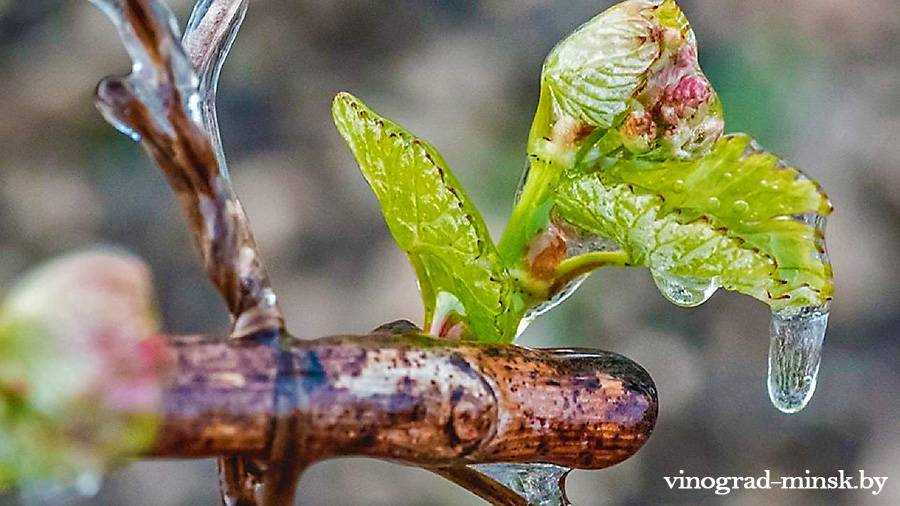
<box><xmin>92</xmin><ymin>0</ymin><xmax>281</xmax><ymax>503</ymax></box>
<box><xmin>93</xmin><ymin>0</ymin><xmax>282</xmax><ymax>339</ymax></box>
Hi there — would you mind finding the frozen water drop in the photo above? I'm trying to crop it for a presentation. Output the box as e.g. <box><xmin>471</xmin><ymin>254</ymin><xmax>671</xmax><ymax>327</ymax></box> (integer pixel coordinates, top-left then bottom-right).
<box><xmin>651</xmin><ymin>270</ymin><xmax>718</xmax><ymax>307</ymax></box>
<box><xmin>471</xmin><ymin>463</ymin><xmax>571</xmax><ymax>506</ymax></box>
<box><xmin>95</xmin><ymin>78</ymin><xmax>142</xmax><ymax>142</ymax></box>
<box><xmin>767</xmin><ymin>305</ymin><xmax>829</xmax><ymax>413</ymax></box>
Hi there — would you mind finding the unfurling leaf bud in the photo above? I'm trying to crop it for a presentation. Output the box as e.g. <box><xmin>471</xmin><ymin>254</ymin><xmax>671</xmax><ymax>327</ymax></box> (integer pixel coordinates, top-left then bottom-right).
<box><xmin>536</xmin><ymin>0</ymin><xmax>723</xmax><ymax>161</ymax></box>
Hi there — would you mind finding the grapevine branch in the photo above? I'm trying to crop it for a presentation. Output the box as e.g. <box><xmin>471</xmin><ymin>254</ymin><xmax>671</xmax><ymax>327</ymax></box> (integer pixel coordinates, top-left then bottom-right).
<box><xmin>94</xmin><ymin>0</ymin><xmax>283</xmax><ymax>340</ymax></box>
<box><xmin>150</xmin><ymin>333</ymin><xmax>658</xmax><ymax>471</ymax></box>
<box><xmin>90</xmin><ymin>1</ymin><xmax>658</xmax><ymax>504</ymax></box>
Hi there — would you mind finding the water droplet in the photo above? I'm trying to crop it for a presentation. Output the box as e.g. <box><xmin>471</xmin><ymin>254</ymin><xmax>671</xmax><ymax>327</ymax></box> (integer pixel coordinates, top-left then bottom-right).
<box><xmin>471</xmin><ymin>463</ymin><xmax>572</xmax><ymax>506</ymax></box>
<box><xmin>721</xmin><ymin>171</ymin><xmax>733</xmax><ymax>181</ymax></box>
<box><xmin>767</xmin><ymin>305</ymin><xmax>829</xmax><ymax>413</ymax></box>
<box><xmin>707</xmin><ymin>196</ymin><xmax>720</xmax><ymax>209</ymax></box>
<box><xmin>260</xmin><ymin>288</ymin><xmax>278</xmax><ymax>308</ymax></box>
<box><xmin>733</xmin><ymin>200</ymin><xmax>749</xmax><ymax>214</ymax></box>
<box><xmin>651</xmin><ymin>270</ymin><xmax>718</xmax><ymax>307</ymax></box>
<box><xmin>673</xmin><ymin>179</ymin><xmax>686</xmax><ymax>192</ymax></box>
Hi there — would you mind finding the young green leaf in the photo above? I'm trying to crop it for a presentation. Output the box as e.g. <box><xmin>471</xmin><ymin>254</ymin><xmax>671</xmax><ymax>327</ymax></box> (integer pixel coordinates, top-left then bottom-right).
<box><xmin>554</xmin><ymin>134</ymin><xmax>833</xmax><ymax>311</ymax></box>
<box><xmin>332</xmin><ymin>93</ymin><xmax>522</xmax><ymax>343</ymax></box>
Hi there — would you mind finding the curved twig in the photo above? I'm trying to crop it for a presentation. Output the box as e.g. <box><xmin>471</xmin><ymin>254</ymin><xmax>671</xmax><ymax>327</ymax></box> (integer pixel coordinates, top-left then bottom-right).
<box><xmin>91</xmin><ymin>1</ymin><xmax>279</xmax><ymax>501</ymax></box>
<box><xmin>92</xmin><ymin>0</ymin><xmax>283</xmax><ymax>339</ymax></box>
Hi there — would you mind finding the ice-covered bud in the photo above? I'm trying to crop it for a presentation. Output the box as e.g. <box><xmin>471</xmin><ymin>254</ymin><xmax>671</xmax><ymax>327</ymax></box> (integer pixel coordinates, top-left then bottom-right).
<box><xmin>640</xmin><ymin>51</ymin><xmax>722</xmax><ymax>158</ymax></box>
<box><xmin>0</xmin><ymin>250</ymin><xmax>167</xmax><ymax>489</ymax></box>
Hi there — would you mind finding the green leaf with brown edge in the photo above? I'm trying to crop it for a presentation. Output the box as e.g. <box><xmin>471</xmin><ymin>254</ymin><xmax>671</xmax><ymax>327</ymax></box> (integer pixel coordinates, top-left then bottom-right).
<box><xmin>332</xmin><ymin>93</ymin><xmax>523</xmax><ymax>343</ymax></box>
<box><xmin>554</xmin><ymin>133</ymin><xmax>833</xmax><ymax>311</ymax></box>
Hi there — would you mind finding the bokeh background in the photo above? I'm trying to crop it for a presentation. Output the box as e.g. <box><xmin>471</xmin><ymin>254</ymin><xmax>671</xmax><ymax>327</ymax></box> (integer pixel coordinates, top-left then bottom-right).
<box><xmin>0</xmin><ymin>0</ymin><xmax>897</xmax><ymax>504</ymax></box>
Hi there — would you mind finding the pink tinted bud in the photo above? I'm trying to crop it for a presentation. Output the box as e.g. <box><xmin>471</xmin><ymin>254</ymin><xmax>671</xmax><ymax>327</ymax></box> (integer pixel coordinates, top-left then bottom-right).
<box><xmin>675</xmin><ymin>44</ymin><xmax>698</xmax><ymax>68</ymax></box>
<box><xmin>665</xmin><ymin>75</ymin><xmax>712</xmax><ymax>110</ymax></box>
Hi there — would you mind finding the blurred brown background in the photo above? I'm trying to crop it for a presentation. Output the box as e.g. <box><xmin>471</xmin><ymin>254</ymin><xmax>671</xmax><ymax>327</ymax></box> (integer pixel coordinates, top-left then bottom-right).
<box><xmin>0</xmin><ymin>0</ymin><xmax>897</xmax><ymax>504</ymax></box>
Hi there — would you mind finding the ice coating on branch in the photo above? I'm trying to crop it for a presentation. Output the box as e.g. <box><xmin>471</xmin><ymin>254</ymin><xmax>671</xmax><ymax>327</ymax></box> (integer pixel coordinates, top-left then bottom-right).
<box><xmin>92</xmin><ymin>0</ymin><xmax>284</xmax><ymax>338</ymax></box>
<box><xmin>768</xmin><ymin>305</ymin><xmax>829</xmax><ymax>413</ymax></box>
<box><xmin>471</xmin><ymin>463</ymin><xmax>571</xmax><ymax>506</ymax></box>
<box><xmin>91</xmin><ymin>0</ymin><xmax>203</xmax><ymax>138</ymax></box>
<box><xmin>93</xmin><ymin>0</ymin><xmax>247</xmax><ymax>172</ymax></box>
<box><xmin>183</xmin><ymin>0</ymin><xmax>248</xmax><ymax>177</ymax></box>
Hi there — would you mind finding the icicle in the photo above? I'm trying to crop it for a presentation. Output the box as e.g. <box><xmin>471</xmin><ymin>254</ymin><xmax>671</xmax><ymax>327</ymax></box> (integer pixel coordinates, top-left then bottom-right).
<box><xmin>650</xmin><ymin>270</ymin><xmax>718</xmax><ymax>307</ymax></box>
<box><xmin>471</xmin><ymin>463</ymin><xmax>572</xmax><ymax>506</ymax></box>
<box><xmin>767</xmin><ymin>305</ymin><xmax>829</xmax><ymax>413</ymax></box>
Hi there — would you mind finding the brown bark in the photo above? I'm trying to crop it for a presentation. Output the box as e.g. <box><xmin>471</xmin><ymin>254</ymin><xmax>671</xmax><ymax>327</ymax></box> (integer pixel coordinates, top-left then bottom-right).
<box><xmin>150</xmin><ymin>333</ymin><xmax>658</xmax><ymax>471</ymax></box>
